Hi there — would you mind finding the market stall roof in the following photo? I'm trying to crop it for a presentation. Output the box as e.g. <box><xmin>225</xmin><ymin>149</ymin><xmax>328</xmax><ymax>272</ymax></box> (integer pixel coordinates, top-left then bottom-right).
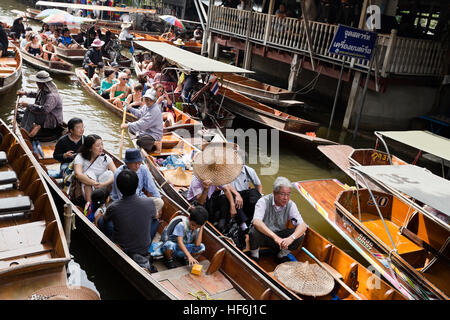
<box><xmin>376</xmin><ymin>130</ymin><xmax>450</xmax><ymax>162</ymax></box>
<box><xmin>134</xmin><ymin>41</ymin><xmax>254</xmax><ymax>74</ymax></box>
<box><xmin>352</xmin><ymin>164</ymin><xmax>450</xmax><ymax>230</ymax></box>
<box><xmin>36</xmin><ymin>1</ymin><xmax>156</xmax><ymax>14</ymax></box>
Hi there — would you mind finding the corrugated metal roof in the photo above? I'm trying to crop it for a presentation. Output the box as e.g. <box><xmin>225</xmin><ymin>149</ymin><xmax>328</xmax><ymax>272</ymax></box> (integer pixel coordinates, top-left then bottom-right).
<box><xmin>134</xmin><ymin>41</ymin><xmax>254</xmax><ymax>74</ymax></box>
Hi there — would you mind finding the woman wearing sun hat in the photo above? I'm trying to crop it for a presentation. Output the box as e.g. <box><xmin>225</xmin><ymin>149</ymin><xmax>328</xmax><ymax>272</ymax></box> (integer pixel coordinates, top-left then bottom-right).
<box><xmin>17</xmin><ymin>70</ymin><xmax>64</xmax><ymax>138</ymax></box>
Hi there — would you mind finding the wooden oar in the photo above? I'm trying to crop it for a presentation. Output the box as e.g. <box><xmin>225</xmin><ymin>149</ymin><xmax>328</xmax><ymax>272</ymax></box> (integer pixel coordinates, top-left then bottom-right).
<box><xmin>12</xmin><ymin>96</ymin><xmax>20</xmax><ymax>132</ymax></box>
<box><xmin>301</xmin><ymin>247</ymin><xmax>364</xmax><ymax>300</ymax></box>
<box><xmin>119</xmin><ymin>105</ymin><xmax>127</xmax><ymax>159</ymax></box>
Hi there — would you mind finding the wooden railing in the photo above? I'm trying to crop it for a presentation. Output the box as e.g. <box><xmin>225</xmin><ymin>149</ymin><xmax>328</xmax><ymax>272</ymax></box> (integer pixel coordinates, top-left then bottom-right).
<box><xmin>209</xmin><ymin>6</ymin><xmax>445</xmax><ymax>77</ymax></box>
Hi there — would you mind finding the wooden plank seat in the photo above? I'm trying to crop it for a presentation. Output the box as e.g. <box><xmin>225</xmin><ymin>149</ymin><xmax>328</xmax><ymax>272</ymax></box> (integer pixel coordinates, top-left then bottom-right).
<box><xmin>0</xmin><ymin>151</ymin><xmax>7</xmax><ymax>166</ymax></box>
<box><xmin>0</xmin><ymin>67</ymin><xmax>15</xmax><ymax>73</ymax></box>
<box><xmin>0</xmin><ymin>171</ymin><xmax>17</xmax><ymax>185</ymax></box>
<box><xmin>0</xmin><ymin>196</ymin><xmax>32</xmax><ymax>216</ymax></box>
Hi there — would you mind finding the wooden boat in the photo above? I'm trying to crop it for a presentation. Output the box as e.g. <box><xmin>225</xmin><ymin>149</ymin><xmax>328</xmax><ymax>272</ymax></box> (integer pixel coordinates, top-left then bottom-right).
<box><xmin>13</xmin><ymin>128</ymin><xmax>296</xmax><ymax>300</ymax></box>
<box><xmin>0</xmin><ymin>42</ymin><xmax>22</xmax><ymax>95</ymax></box>
<box><xmin>11</xmin><ymin>41</ymin><xmax>74</xmax><ymax>76</ymax></box>
<box><xmin>216</xmin><ymin>86</ymin><xmax>335</xmax><ymax>145</ymax></box>
<box><xmin>24</xmin><ymin>8</ymin><xmax>41</xmax><ymax>21</ymax></box>
<box><xmin>295</xmin><ymin>178</ymin><xmax>450</xmax><ymax>300</ymax></box>
<box><xmin>75</xmin><ymin>67</ymin><xmax>200</xmax><ymax>134</ymax></box>
<box><xmin>0</xmin><ymin>119</ymin><xmax>72</xmax><ymax>299</ymax></box>
<box><xmin>221</xmin><ymin>73</ymin><xmax>304</xmax><ymax>108</ymax></box>
<box><xmin>54</xmin><ymin>45</ymin><xmax>87</xmax><ymax>62</ymax></box>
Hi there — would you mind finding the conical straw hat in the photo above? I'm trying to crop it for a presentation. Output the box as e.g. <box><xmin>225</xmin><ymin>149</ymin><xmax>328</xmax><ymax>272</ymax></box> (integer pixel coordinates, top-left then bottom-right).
<box><xmin>193</xmin><ymin>142</ymin><xmax>243</xmax><ymax>186</ymax></box>
<box><xmin>274</xmin><ymin>261</ymin><xmax>335</xmax><ymax>297</ymax></box>
<box><xmin>28</xmin><ymin>285</ymin><xmax>100</xmax><ymax>300</ymax></box>
<box><xmin>163</xmin><ymin>166</ymin><xmax>192</xmax><ymax>187</ymax></box>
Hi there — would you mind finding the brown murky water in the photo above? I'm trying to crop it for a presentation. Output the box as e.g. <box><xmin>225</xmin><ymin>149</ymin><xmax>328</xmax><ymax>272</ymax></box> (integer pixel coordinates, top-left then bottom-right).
<box><xmin>1</xmin><ymin>1</ymin><xmax>370</xmax><ymax>299</ymax></box>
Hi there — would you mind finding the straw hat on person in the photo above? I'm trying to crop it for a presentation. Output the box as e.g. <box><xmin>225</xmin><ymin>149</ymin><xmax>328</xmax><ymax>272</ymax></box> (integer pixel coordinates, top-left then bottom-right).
<box><xmin>192</xmin><ymin>142</ymin><xmax>243</xmax><ymax>186</ymax></box>
<box><xmin>91</xmin><ymin>38</ymin><xmax>105</xmax><ymax>47</ymax></box>
<box><xmin>163</xmin><ymin>166</ymin><xmax>192</xmax><ymax>187</ymax></box>
<box><xmin>274</xmin><ymin>261</ymin><xmax>335</xmax><ymax>297</ymax></box>
<box><xmin>30</xmin><ymin>70</ymin><xmax>53</xmax><ymax>83</ymax></box>
<box><xmin>173</xmin><ymin>38</ymin><xmax>185</xmax><ymax>46</ymax></box>
<box><xmin>28</xmin><ymin>285</ymin><xmax>100</xmax><ymax>300</ymax></box>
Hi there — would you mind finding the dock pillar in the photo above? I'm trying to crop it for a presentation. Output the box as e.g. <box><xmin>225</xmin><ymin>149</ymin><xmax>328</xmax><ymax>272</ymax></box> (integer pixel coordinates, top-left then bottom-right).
<box><xmin>207</xmin><ymin>32</ymin><xmax>214</xmax><ymax>58</ymax></box>
<box><xmin>243</xmin><ymin>42</ymin><xmax>252</xmax><ymax>70</ymax></box>
<box><xmin>288</xmin><ymin>54</ymin><xmax>300</xmax><ymax>92</ymax></box>
<box><xmin>213</xmin><ymin>42</ymin><xmax>220</xmax><ymax>60</ymax></box>
<box><xmin>342</xmin><ymin>72</ymin><xmax>362</xmax><ymax>129</ymax></box>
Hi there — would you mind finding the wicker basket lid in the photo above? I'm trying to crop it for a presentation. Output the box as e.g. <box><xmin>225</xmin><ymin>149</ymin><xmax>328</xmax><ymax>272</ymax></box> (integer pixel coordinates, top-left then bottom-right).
<box><xmin>28</xmin><ymin>285</ymin><xmax>100</xmax><ymax>300</ymax></box>
<box><xmin>274</xmin><ymin>261</ymin><xmax>335</xmax><ymax>297</ymax></box>
<box><xmin>163</xmin><ymin>166</ymin><xmax>192</xmax><ymax>187</ymax></box>
<box><xmin>193</xmin><ymin>143</ymin><xmax>243</xmax><ymax>186</ymax></box>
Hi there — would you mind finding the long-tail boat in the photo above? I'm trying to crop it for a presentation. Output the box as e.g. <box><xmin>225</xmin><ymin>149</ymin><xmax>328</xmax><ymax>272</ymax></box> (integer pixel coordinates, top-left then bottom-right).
<box><xmin>220</xmin><ymin>73</ymin><xmax>304</xmax><ymax>108</ymax></box>
<box><xmin>0</xmin><ymin>42</ymin><xmax>22</xmax><ymax>95</ymax></box>
<box><xmin>74</xmin><ymin>67</ymin><xmax>199</xmax><ymax>134</ymax></box>
<box><xmin>13</xmin><ymin>126</ymin><xmax>297</xmax><ymax>300</ymax></box>
<box><xmin>295</xmin><ymin>166</ymin><xmax>450</xmax><ymax>300</ymax></box>
<box><xmin>0</xmin><ymin>120</ymin><xmax>72</xmax><ymax>299</ymax></box>
<box><xmin>11</xmin><ymin>41</ymin><xmax>73</xmax><ymax>76</ymax></box>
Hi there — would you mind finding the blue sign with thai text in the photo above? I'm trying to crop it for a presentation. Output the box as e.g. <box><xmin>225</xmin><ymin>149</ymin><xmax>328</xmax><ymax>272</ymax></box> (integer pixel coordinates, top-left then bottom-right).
<box><xmin>329</xmin><ymin>25</ymin><xmax>377</xmax><ymax>60</ymax></box>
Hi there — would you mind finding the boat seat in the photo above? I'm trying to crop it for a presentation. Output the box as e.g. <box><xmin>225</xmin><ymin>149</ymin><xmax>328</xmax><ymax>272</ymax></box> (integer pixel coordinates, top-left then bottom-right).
<box><xmin>0</xmin><ymin>151</ymin><xmax>7</xmax><ymax>166</ymax></box>
<box><xmin>0</xmin><ymin>67</ymin><xmax>15</xmax><ymax>73</ymax></box>
<box><xmin>0</xmin><ymin>170</ymin><xmax>17</xmax><ymax>186</ymax></box>
<box><xmin>0</xmin><ymin>196</ymin><xmax>32</xmax><ymax>216</ymax></box>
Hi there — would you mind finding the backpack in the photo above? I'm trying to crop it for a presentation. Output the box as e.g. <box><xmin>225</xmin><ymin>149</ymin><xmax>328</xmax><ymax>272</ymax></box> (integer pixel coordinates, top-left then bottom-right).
<box><xmin>160</xmin><ymin>215</ymin><xmax>189</xmax><ymax>243</ymax></box>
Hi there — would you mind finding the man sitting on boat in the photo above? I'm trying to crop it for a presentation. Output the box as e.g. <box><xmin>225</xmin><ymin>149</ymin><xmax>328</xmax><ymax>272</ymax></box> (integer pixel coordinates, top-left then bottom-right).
<box><xmin>95</xmin><ymin>169</ymin><xmax>158</xmax><ymax>273</ymax></box>
<box><xmin>119</xmin><ymin>23</ymin><xmax>134</xmax><ymax>41</ymax></box>
<box><xmin>52</xmin><ymin>117</ymin><xmax>85</xmax><ymax>179</ymax></box>
<box><xmin>17</xmin><ymin>71</ymin><xmax>64</xmax><ymax>139</ymax></box>
<box><xmin>121</xmin><ymin>89</ymin><xmax>163</xmax><ymax>154</ymax></box>
<box><xmin>247</xmin><ymin>177</ymin><xmax>307</xmax><ymax>263</ymax></box>
<box><xmin>110</xmin><ymin>148</ymin><xmax>163</xmax><ymax>242</ymax></box>
<box><xmin>58</xmin><ymin>28</ymin><xmax>82</xmax><ymax>49</ymax></box>
<box><xmin>82</xmin><ymin>38</ymin><xmax>105</xmax><ymax>79</ymax></box>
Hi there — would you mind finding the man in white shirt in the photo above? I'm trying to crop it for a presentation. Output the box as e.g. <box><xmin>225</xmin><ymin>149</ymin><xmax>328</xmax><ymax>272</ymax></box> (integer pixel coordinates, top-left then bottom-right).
<box><xmin>119</xmin><ymin>23</ymin><xmax>134</xmax><ymax>41</ymax></box>
<box><xmin>247</xmin><ymin>177</ymin><xmax>307</xmax><ymax>263</ymax></box>
<box><xmin>120</xmin><ymin>13</ymin><xmax>131</xmax><ymax>23</ymax></box>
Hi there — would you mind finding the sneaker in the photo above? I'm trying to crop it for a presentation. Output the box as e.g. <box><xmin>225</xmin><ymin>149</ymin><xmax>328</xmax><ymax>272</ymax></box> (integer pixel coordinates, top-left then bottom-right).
<box><xmin>147</xmin><ymin>264</ymin><xmax>158</xmax><ymax>273</ymax></box>
<box><xmin>165</xmin><ymin>258</ymin><xmax>176</xmax><ymax>269</ymax></box>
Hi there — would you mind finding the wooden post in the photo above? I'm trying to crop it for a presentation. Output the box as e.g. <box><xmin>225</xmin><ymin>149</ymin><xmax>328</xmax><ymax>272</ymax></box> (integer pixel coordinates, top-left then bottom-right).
<box><xmin>288</xmin><ymin>53</ymin><xmax>300</xmax><ymax>91</ymax></box>
<box><xmin>63</xmin><ymin>203</ymin><xmax>73</xmax><ymax>249</ymax></box>
<box><xmin>343</xmin><ymin>72</ymin><xmax>361</xmax><ymax>129</ymax></box>
<box><xmin>213</xmin><ymin>41</ymin><xmax>220</xmax><ymax>60</ymax></box>
<box><xmin>201</xmin><ymin>0</ymin><xmax>214</xmax><ymax>56</ymax></box>
<box><xmin>243</xmin><ymin>1</ymin><xmax>254</xmax><ymax>70</ymax></box>
<box><xmin>381</xmin><ymin>29</ymin><xmax>397</xmax><ymax>78</ymax></box>
<box><xmin>300</xmin><ymin>0</ymin><xmax>315</xmax><ymax>71</ymax></box>
<box><xmin>207</xmin><ymin>31</ymin><xmax>214</xmax><ymax>58</ymax></box>
<box><xmin>359</xmin><ymin>0</ymin><xmax>370</xmax><ymax>30</ymax></box>
<box><xmin>263</xmin><ymin>0</ymin><xmax>275</xmax><ymax>45</ymax></box>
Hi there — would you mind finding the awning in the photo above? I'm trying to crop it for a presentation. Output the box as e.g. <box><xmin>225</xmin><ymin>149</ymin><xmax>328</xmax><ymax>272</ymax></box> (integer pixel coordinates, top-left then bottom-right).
<box><xmin>377</xmin><ymin>130</ymin><xmax>450</xmax><ymax>163</ymax></box>
<box><xmin>134</xmin><ymin>41</ymin><xmax>254</xmax><ymax>74</ymax></box>
<box><xmin>352</xmin><ymin>165</ymin><xmax>450</xmax><ymax>229</ymax></box>
<box><xmin>36</xmin><ymin>1</ymin><xmax>156</xmax><ymax>14</ymax></box>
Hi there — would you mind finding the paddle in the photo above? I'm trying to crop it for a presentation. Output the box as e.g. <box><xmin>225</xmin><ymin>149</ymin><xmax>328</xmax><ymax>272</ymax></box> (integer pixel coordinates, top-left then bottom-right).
<box><xmin>12</xmin><ymin>96</ymin><xmax>20</xmax><ymax>132</ymax></box>
<box><xmin>301</xmin><ymin>247</ymin><xmax>364</xmax><ymax>300</ymax></box>
<box><xmin>119</xmin><ymin>105</ymin><xmax>127</xmax><ymax>159</ymax></box>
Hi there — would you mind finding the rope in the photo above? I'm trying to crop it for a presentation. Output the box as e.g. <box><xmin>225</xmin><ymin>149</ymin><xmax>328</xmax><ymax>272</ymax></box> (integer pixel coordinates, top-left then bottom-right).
<box><xmin>188</xmin><ymin>290</ymin><xmax>215</xmax><ymax>300</ymax></box>
<box><xmin>294</xmin><ymin>66</ymin><xmax>324</xmax><ymax>95</ymax></box>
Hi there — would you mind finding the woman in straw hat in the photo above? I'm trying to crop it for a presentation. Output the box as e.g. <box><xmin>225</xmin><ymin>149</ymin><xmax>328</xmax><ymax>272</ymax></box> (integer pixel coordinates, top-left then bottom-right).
<box><xmin>17</xmin><ymin>70</ymin><xmax>64</xmax><ymax>138</ymax></box>
<box><xmin>247</xmin><ymin>176</ymin><xmax>308</xmax><ymax>263</ymax></box>
<box><xmin>186</xmin><ymin>143</ymin><xmax>244</xmax><ymax>226</ymax></box>
<box><xmin>121</xmin><ymin>89</ymin><xmax>163</xmax><ymax>154</ymax></box>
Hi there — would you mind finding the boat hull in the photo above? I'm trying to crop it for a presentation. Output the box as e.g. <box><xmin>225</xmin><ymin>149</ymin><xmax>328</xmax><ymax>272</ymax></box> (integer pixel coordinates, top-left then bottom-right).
<box><xmin>0</xmin><ymin>42</ymin><xmax>22</xmax><ymax>95</ymax></box>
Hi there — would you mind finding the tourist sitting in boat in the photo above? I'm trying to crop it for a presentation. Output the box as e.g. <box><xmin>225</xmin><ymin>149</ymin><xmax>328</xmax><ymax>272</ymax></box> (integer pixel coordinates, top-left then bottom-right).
<box><xmin>138</xmin><ymin>53</ymin><xmax>152</xmax><ymax>71</ymax></box>
<box><xmin>216</xmin><ymin>155</ymin><xmax>263</xmax><ymax>236</ymax></box>
<box><xmin>101</xmin><ymin>30</ymin><xmax>113</xmax><ymax>57</ymax></box>
<box><xmin>95</xmin><ymin>169</ymin><xmax>158</xmax><ymax>273</ymax></box>
<box><xmin>180</xmin><ymin>71</ymin><xmax>199</xmax><ymax>101</ymax></box>
<box><xmin>109</xmin><ymin>72</ymin><xmax>131</xmax><ymax>109</ymax></box>
<box><xmin>121</xmin><ymin>89</ymin><xmax>163</xmax><ymax>154</ymax></box>
<box><xmin>42</xmin><ymin>34</ymin><xmax>61</xmax><ymax>62</ymax></box>
<box><xmin>98</xmin><ymin>68</ymin><xmax>117</xmax><ymax>99</ymax></box>
<box><xmin>40</xmin><ymin>23</ymin><xmax>50</xmax><ymax>36</ymax></box>
<box><xmin>25</xmin><ymin>33</ymin><xmax>43</xmax><ymax>58</ymax></box>
<box><xmin>84</xmin><ymin>23</ymin><xmax>102</xmax><ymax>48</ymax></box>
<box><xmin>137</xmin><ymin>74</ymin><xmax>150</xmax><ymax>96</ymax></box>
<box><xmin>110</xmin><ymin>148</ymin><xmax>163</xmax><ymax>241</ymax></box>
<box><xmin>123</xmin><ymin>68</ymin><xmax>135</xmax><ymax>87</ymax></box>
<box><xmin>52</xmin><ymin>29</ymin><xmax>61</xmax><ymax>43</ymax></box>
<box><xmin>9</xmin><ymin>16</ymin><xmax>25</xmax><ymax>40</ymax></box>
<box><xmin>17</xmin><ymin>71</ymin><xmax>64</xmax><ymax>138</ymax></box>
<box><xmin>143</xmin><ymin>55</ymin><xmax>163</xmax><ymax>81</ymax></box>
<box><xmin>109</xmin><ymin>60</ymin><xmax>120</xmax><ymax>77</ymax></box>
<box><xmin>119</xmin><ymin>22</ymin><xmax>134</xmax><ymax>41</ymax></box>
<box><xmin>82</xmin><ymin>38</ymin><xmax>105</xmax><ymax>79</ymax></box>
<box><xmin>126</xmin><ymin>83</ymin><xmax>144</xmax><ymax>108</ymax></box>
<box><xmin>154</xmin><ymin>83</ymin><xmax>175</xmax><ymax>127</ymax></box>
<box><xmin>0</xmin><ymin>22</ymin><xmax>8</xmax><ymax>58</ymax></box>
<box><xmin>58</xmin><ymin>28</ymin><xmax>81</xmax><ymax>49</ymax></box>
<box><xmin>161</xmin><ymin>26</ymin><xmax>175</xmax><ymax>41</ymax></box>
<box><xmin>161</xmin><ymin>206</ymin><xmax>208</xmax><ymax>269</ymax></box>
<box><xmin>20</xmin><ymin>28</ymin><xmax>33</xmax><ymax>49</ymax></box>
<box><xmin>73</xmin><ymin>134</ymin><xmax>116</xmax><ymax>203</ymax></box>
<box><xmin>52</xmin><ymin>117</ymin><xmax>85</xmax><ymax>179</ymax></box>
<box><xmin>247</xmin><ymin>177</ymin><xmax>307</xmax><ymax>263</ymax></box>
<box><xmin>87</xmin><ymin>187</ymin><xmax>109</xmax><ymax>231</ymax></box>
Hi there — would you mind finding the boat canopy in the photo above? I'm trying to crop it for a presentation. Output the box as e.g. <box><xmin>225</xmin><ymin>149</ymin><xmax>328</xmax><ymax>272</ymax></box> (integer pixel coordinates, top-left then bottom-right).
<box><xmin>35</xmin><ymin>1</ymin><xmax>156</xmax><ymax>14</ymax></box>
<box><xmin>352</xmin><ymin>165</ymin><xmax>450</xmax><ymax>229</ymax></box>
<box><xmin>134</xmin><ymin>41</ymin><xmax>254</xmax><ymax>74</ymax></box>
<box><xmin>376</xmin><ymin>130</ymin><xmax>450</xmax><ymax>163</ymax></box>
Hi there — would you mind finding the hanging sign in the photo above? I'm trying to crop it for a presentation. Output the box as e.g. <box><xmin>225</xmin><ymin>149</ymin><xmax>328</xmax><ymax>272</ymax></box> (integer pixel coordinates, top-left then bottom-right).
<box><xmin>329</xmin><ymin>25</ymin><xmax>377</xmax><ymax>61</ymax></box>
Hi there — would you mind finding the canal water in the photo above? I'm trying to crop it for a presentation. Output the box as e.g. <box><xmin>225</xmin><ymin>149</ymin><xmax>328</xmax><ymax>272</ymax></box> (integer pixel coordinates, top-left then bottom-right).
<box><xmin>1</xmin><ymin>1</ymin><xmax>371</xmax><ymax>299</ymax></box>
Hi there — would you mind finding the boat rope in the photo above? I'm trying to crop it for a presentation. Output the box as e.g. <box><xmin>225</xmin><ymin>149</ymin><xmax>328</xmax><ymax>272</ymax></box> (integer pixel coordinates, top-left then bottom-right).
<box><xmin>294</xmin><ymin>66</ymin><xmax>324</xmax><ymax>95</ymax></box>
<box><xmin>188</xmin><ymin>290</ymin><xmax>215</xmax><ymax>300</ymax></box>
